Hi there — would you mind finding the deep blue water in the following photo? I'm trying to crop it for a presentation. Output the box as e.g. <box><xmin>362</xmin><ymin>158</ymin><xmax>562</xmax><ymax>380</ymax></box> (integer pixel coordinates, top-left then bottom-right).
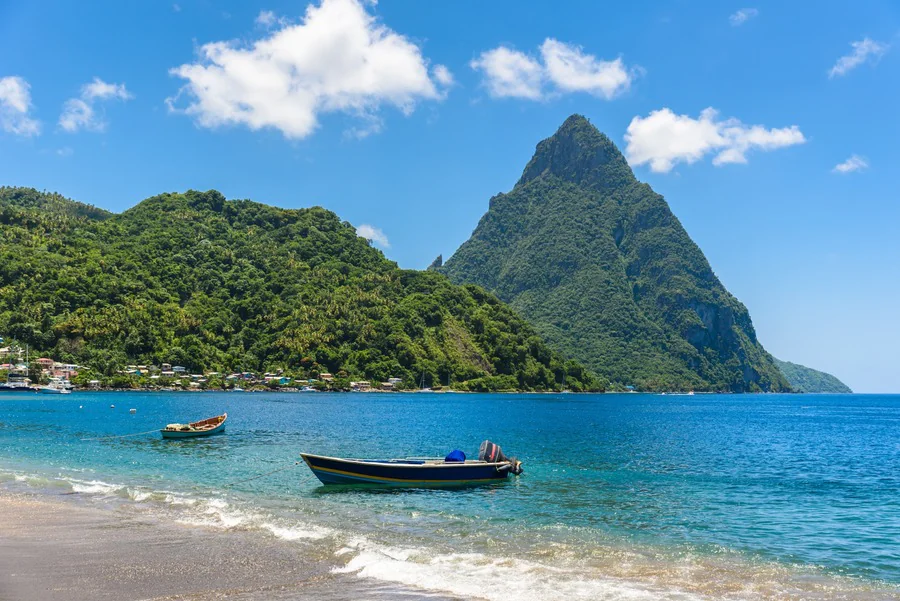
<box><xmin>1</xmin><ymin>391</ymin><xmax>898</xmax><ymax>600</ymax></box>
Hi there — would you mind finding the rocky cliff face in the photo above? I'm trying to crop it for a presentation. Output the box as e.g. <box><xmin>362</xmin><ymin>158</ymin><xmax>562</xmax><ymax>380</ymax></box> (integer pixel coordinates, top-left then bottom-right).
<box><xmin>441</xmin><ymin>115</ymin><xmax>790</xmax><ymax>392</ymax></box>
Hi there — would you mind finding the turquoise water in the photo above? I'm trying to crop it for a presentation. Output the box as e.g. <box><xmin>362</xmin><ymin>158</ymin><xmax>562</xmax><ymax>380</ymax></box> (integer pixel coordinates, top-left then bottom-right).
<box><xmin>1</xmin><ymin>391</ymin><xmax>899</xmax><ymax>600</ymax></box>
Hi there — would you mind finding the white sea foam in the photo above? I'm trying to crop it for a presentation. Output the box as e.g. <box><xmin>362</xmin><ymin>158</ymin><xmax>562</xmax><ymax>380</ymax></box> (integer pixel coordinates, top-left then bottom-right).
<box><xmin>174</xmin><ymin>497</ymin><xmax>251</xmax><ymax>529</ymax></box>
<box><xmin>172</xmin><ymin>496</ymin><xmax>332</xmax><ymax>542</ymax></box>
<box><xmin>333</xmin><ymin>540</ymin><xmax>709</xmax><ymax>601</ymax></box>
<box><xmin>124</xmin><ymin>487</ymin><xmax>153</xmax><ymax>502</ymax></box>
<box><xmin>68</xmin><ymin>478</ymin><xmax>120</xmax><ymax>495</ymax></box>
<box><xmin>262</xmin><ymin>522</ymin><xmax>330</xmax><ymax>541</ymax></box>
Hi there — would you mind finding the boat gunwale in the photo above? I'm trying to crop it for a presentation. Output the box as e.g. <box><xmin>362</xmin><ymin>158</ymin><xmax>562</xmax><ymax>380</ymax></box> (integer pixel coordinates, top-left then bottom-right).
<box><xmin>299</xmin><ymin>452</ymin><xmax>511</xmax><ymax>470</ymax></box>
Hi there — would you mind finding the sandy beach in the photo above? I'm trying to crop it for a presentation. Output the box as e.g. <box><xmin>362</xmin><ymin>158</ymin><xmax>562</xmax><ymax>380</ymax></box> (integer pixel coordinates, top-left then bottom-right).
<box><xmin>0</xmin><ymin>492</ymin><xmax>456</xmax><ymax>601</ymax></box>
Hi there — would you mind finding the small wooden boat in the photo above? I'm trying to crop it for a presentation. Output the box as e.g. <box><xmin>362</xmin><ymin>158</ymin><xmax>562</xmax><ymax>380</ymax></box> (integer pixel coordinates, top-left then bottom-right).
<box><xmin>160</xmin><ymin>413</ymin><xmax>227</xmax><ymax>439</ymax></box>
<box><xmin>301</xmin><ymin>440</ymin><xmax>522</xmax><ymax>487</ymax></box>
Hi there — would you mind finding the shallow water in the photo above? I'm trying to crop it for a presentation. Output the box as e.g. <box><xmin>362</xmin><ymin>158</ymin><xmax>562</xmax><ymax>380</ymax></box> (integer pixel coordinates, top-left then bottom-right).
<box><xmin>1</xmin><ymin>391</ymin><xmax>898</xmax><ymax>600</ymax></box>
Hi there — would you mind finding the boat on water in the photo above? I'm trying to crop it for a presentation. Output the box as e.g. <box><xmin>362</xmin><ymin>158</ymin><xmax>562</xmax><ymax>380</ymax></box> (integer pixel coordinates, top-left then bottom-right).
<box><xmin>39</xmin><ymin>377</ymin><xmax>72</xmax><ymax>394</ymax></box>
<box><xmin>160</xmin><ymin>413</ymin><xmax>227</xmax><ymax>439</ymax></box>
<box><xmin>301</xmin><ymin>440</ymin><xmax>523</xmax><ymax>487</ymax></box>
<box><xmin>415</xmin><ymin>371</ymin><xmax>432</xmax><ymax>393</ymax></box>
<box><xmin>39</xmin><ymin>385</ymin><xmax>71</xmax><ymax>394</ymax></box>
<box><xmin>0</xmin><ymin>375</ymin><xmax>35</xmax><ymax>393</ymax></box>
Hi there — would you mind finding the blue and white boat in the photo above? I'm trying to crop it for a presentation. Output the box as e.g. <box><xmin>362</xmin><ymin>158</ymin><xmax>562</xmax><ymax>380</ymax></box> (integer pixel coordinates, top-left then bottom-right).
<box><xmin>301</xmin><ymin>440</ymin><xmax>522</xmax><ymax>487</ymax></box>
<box><xmin>0</xmin><ymin>375</ymin><xmax>35</xmax><ymax>393</ymax></box>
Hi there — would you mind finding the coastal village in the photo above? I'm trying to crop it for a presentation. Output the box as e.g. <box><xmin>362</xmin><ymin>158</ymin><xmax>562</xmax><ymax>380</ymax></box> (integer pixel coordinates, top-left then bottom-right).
<box><xmin>0</xmin><ymin>337</ymin><xmax>412</xmax><ymax>392</ymax></box>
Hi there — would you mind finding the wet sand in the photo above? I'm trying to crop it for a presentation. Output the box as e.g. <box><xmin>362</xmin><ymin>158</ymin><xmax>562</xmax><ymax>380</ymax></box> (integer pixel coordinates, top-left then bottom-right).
<box><xmin>0</xmin><ymin>492</ymin><xmax>456</xmax><ymax>601</ymax></box>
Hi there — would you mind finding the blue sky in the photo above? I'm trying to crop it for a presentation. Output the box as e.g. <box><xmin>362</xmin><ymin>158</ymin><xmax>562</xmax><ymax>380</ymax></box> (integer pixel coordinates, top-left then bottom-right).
<box><xmin>1</xmin><ymin>0</ymin><xmax>898</xmax><ymax>392</ymax></box>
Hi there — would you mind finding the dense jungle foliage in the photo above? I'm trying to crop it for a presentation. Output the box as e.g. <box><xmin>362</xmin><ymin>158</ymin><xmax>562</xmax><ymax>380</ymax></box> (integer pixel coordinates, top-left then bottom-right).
<box><xmin>773</xmin><ymin>358</ymin><xmax>851</xmax><ymax>393</ymax></box>
<box><xmin>0</xmin><ymin>186</ymin><xmax>603</xmax><ymax>391</ymax></box>
<box><xmin>441</xmin><ymin>115</ymin><xmax>792</xmax><ymax>392</ymax></box>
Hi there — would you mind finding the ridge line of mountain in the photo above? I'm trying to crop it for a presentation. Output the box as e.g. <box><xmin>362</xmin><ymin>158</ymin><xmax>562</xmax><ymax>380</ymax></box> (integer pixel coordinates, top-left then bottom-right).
<box><xmin>440</xmin><ymin>114</ymin><xmax>847</xmax><ymax>393</ymax></box>
<box><xmin>0</xmin><ymin>185</ymin><xmax>602</xmax><ymax>392</ymax></box>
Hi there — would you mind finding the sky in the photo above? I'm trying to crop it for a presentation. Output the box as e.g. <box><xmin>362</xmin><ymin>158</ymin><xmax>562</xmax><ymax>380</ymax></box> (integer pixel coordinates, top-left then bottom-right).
<box><xmin>1</xmin><ymin>0</ymin><xmax>898</xmax><ymax>393</ymax></box>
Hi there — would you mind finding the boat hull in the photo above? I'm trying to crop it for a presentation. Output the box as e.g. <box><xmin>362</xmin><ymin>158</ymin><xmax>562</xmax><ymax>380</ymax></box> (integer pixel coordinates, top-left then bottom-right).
<box><xmin>160</xmin><ymin>423</ymin><xmax>225</xmax><ymax>439</ymax></box>
<box><xmin>160</xmin><ymin>414</ymin><xmax>227</xmax><ymax>439</ymax></box>
<box><xmin>300</xmin><ymin>453</ymin><xmax>511</xmax><ymax>487</ymax></box>
<box><xmin>0</xmin><ymin>385</ymin><xmax>36</xmax><ymax>393</ymax></box>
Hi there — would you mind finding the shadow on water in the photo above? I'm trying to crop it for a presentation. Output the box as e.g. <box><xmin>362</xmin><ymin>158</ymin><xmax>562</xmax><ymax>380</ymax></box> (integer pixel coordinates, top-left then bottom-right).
<box><xmin>137</xmin><ymin>436</ymin><xmax>232</xmax><ymax>458</ymax></box>
<box><xmin>311</xmin><ymin>480</ymin><xmax>512</xmax><ymax>496</ymax></box>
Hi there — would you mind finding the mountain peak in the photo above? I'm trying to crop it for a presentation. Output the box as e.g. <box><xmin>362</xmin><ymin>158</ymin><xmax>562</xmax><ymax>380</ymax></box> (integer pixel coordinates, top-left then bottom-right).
<box><xmin>516</xmin><ymin>114</ymin><xmax>635</xmax><ymax>191</ymax></box>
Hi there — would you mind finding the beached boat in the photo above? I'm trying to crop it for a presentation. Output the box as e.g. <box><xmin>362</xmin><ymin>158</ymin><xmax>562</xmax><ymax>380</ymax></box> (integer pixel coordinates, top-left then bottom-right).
<box><xmin>160</xmin><ymin>413</ymin><xmax>227</xmax><ymax>439</ymax></box>
<box><xmin>301</xmin><ymin>440</ymin><xmax>523</xmax><ymax>487</ymax></box>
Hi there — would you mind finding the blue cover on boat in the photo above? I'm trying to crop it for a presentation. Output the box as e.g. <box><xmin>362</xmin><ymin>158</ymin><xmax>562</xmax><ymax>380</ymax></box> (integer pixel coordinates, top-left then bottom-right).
<box><xmin>445</xmin><ymin>449</ymin><xmax>466</xmax><ymax>463</ymax></box>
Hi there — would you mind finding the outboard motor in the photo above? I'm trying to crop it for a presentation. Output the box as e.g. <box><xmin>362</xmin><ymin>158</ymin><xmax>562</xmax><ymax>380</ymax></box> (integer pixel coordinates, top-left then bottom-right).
<box><xmin>479</xmin><ymin>440</ymin><xmax>523</xmax><ymax>475</ymax></box>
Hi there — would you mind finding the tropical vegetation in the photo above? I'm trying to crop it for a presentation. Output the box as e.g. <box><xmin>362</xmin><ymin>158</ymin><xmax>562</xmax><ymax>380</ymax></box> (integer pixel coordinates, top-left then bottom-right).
<box><xmin>441</xmin><ymin>115</ymin><xmax>791</xmax><ymax>392</ymax></box>
<box><xmin>0</xmin><ymin>186</ymin><xmax>603</xmax><ymax>392</ymax></box>
<box><xmin>773</xmin><ymin>358</ymin><xmax>852</xmax><ymax>393</ymax></box>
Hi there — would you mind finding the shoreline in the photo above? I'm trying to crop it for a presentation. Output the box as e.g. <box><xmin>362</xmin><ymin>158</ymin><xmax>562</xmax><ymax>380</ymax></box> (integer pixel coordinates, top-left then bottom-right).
<box><xmin>1</xmin><ymin>464</ymin><xmax>898</xmax><ymax>601</ymax></box>
<box><xmin>0</xmin><ymin>490</ymin><xmax>456</xmax><ymax>601</ymax></box>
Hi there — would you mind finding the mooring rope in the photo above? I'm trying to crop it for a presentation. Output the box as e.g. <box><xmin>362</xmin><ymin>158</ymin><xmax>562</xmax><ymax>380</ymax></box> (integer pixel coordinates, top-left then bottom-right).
<box><xmin>80</xmin><ymin>429</ymin><xmax>160</xmax><ymax>441</ymax></box>
<box><xmin>223</xmin><ymin>462</ymin><xmax>299</xmax><ymax>488</ymax></box>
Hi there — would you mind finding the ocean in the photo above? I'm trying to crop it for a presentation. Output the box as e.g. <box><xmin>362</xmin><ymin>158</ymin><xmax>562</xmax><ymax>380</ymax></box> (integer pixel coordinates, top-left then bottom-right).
<box><xmin>1</xmin><ymin>391</ymin><xmax>898</xmax><ymax>600</ymax></box>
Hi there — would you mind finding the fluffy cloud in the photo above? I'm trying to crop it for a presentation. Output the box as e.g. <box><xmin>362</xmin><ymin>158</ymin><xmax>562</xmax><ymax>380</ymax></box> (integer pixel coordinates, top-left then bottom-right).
<box><xmin>471</xmin><ymin>39</ymin><xmax>636</xmax><ymax>100</ymax></box>
<box><xmin>832</xmin><ymin>155</ymin><xmax>868</xmax><ymax>174</ymax></box>
<box><xmin>356</xmin><ymin>224</ymin><xmax>389</xmax><ymax>248</ymax></box>
<box><xmin>829</xmin><ymin>38</ymin><xmax>889</xmax><ymax>78</ymax></box>
<box><xmin>729</xmin><ymin>8</ymin><xmax>758</xmax><ymax>26</ymax></box>
<box><xmin>470</xmin><ymin>46</ymin><xmax>543</xmax><ymax>99</ymax></box>
<box><xmin>624</xmin><ymin>107</ymin><xmax>805</xmax><ymax>173</ymax></box>
<box><xmin>168</xmin><ymin>0</ymin><xmax>451</xmax><ymax>139</ymax></box>
<box><xmin>540</xmin><ymin>39</ymin><xmax>633</xmax><ymax>99</ymax></box>
<box><xmin>59</xmin><ymin>77</ymin><xmax>132</xmax><ymax>133</ymax></box>
<box><xmin>0</xmin><ymin>76</ymin><xmax>41</xmax><ymax>137</ymax></box>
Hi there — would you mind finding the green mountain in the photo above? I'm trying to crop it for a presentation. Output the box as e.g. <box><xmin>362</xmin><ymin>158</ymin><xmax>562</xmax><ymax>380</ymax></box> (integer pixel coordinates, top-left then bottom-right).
<box><xmin>0</xmin><ymin>186</ymin><xmax>602</xmax><ymax>392</ymax></box>
<box><xmin>440</xmin><ymin>115</ymin><xmax>790</xmax><ymax>393</ymax></box>
<box><xmin>773</xmin><ymin>358</ymin><xmax>852</xmax><ymax>393</ymax></box>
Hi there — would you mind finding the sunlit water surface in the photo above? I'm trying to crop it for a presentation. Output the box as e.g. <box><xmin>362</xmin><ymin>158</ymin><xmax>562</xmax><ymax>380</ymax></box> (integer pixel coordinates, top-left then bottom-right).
<box><xmin>1</xmin><ymin>391</ymin><xmax>898</xmax><ymax>600</ymax></box>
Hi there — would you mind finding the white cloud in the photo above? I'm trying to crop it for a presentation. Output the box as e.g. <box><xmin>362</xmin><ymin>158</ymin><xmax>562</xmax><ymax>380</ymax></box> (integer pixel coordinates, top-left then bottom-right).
<box><xmin>624</xmin><ymin>107</ymin><xmax>805</xmax><ymax>173</ymax></box>
<box><xmin>829</xmin><ymin>38</ymin><xmax>889</xmax><ymax>78</ymax></box>
<box><xmin>729</xmin><ymin>8</ymin><xmax>759</xmax><ymax>26</ymax></box>
<box><xmin>356</xmin><ymin>224</ymin><xmax>389</xmax><ymax>248</ymax></box>
<box><xmin>59</xmin><ymin>77</ymin><xmax>132</xmax><ymax>132</ymax></box>
<box><xmin>432</xmin><ymin>64</ymin><xmax>454</xmax><ymax>87</ymax></box>
<box><xmin>540</xmin><ymin>39</ymin><xmax>633</xmax><ymax>99</ymax></box>
<box><xmin>255</xmin><ymin>10</ymin><xmax>278</xmax><ymax>27</ymax></box>
<box><xmin>83</xmin><ymin>78</ymin><xmax>131</xmax><ymax>101</ymax></box>
<box><xmin>56</xmin><ymin>147</ymin><xmax>73</xmax><ymax>157</ymax></box>
<box><xmin>470</xmin><ymin>46</ymin><xmax>543</xmax><ymax>99</ymax></box>
<box><xmin>59</xmin><ymin>99</ymin><xmax>95</xmax><ymax>132</ymax></box>
<box><xmin>168</xmin><ymin>0</ymin><xmax>450</xmax><ymax>139</ymax></box>
<box><xmin>471</xmin><ymin>39</ymin><xmax>636</xmax><ymax>101</ymax></box>
<box><xmin>0</xmin><ymin>76</ymin><xmax>41</xmax><ymax>137</ymax></box>
<box><xmin>832</xmin><ymin>155</ymin><xmax>868</xmax><ymax>173</ymax></box>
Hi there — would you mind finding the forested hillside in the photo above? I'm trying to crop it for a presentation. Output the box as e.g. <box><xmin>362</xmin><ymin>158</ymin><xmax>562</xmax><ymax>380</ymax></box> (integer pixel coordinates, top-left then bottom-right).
<box><xmin>441</xmin><ymin>116</ymin><xmax>790</xmax><ymax>392</ymax></box>
<box><xmin>0</xmin><ymin>186</ymin><xmax>602</xmax><ymax>391</ymax></box>
<box><xmin>774</xmin><ymin>358</ymin><xmax>852</xmax><ymax>393</ymax></box>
